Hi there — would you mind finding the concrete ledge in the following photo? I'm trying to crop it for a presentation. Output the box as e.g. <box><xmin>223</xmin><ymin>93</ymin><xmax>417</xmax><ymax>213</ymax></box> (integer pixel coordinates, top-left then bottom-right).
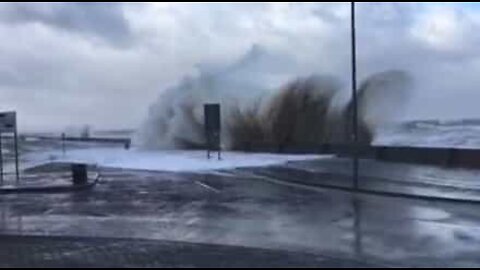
<box><xmin>230</xmin><ymin>143</ymin><xmax>480</xmax><ymax>169</ymax></box>
<box><xmin>0</xmin><ymin>172</ymin><xmax>99</xmax><ymax>194</ymax></box>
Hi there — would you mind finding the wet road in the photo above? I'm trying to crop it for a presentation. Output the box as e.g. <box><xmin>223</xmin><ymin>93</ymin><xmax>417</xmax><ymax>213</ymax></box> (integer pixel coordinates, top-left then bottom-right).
<box><xmin>2</xmin><ymin>162</ymin><xmax>480</xmax><ymax>267</ymax></box>
<box><xmin>0</xmin><ymin>235</ymin><xmax>370</xmax><ymax>268</ymax></box>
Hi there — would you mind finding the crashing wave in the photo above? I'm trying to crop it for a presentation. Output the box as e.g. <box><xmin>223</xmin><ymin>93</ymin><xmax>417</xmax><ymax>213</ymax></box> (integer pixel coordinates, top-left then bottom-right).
<box><xmin>135</xmin><ymin>46</ymin><xmax>412</xmax><ymax>151</ymax></box>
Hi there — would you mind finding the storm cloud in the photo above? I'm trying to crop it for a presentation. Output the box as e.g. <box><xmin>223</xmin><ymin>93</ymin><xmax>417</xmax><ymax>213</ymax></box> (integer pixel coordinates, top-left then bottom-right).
<box><xmin>0</xmin><ymin>2</ymin><xmax>130</xmax><ymax>45</ymax></box>
<box><xmin>0</xmin><ymin>2</ymin><xmax>479</xmax><ymax>132</ymax></box>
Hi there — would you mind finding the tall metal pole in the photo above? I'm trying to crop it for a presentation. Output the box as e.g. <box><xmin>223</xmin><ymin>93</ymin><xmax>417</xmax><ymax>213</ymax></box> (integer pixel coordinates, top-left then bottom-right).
<box><xmin>61</xmin><ymin>132</ymin><xmax>66</xmax><ymax>156</ymax></box>
<box><xmin>351</xmin><ymin>2</ymin><xmax>359</xmax><ymax>190</ymax></box>
<box><xmin>14</xmin><ymin>125</ymin><xmax>19</xmax><ymax>183</ymax></box>
<box><xmin>0</xmin><ymin>134</ymin><xmax>3</xmax><ymax>185</ymax></box>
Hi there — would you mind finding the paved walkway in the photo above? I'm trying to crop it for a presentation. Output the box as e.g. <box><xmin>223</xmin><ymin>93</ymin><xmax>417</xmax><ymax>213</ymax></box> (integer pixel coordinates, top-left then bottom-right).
<box><xmin>1</xmin><ymin>161</ymin><xmax>480</xmax><ymax>267</ymax></box>
<box><xmin>0</xmin><ymin>235</ymin><xmax>374</xmax><ymax>268</ymax></box>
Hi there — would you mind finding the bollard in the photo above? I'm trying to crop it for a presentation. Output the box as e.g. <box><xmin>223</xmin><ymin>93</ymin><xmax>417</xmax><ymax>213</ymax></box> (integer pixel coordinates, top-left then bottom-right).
<box><xmin>71</xmin><ymin>164</ymin><xmax>88</xmax><ymax>185</ymax></box>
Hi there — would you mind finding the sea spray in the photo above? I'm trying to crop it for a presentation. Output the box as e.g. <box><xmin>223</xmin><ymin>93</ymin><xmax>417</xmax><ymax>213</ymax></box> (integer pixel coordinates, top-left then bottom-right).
<box><xmin>136</xmin><ymin>47</ymin><xmax>412</xmax><ymax>150</ymax></box>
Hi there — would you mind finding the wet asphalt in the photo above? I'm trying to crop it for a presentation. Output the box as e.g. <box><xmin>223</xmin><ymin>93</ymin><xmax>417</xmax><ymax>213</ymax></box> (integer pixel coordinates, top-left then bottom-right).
<box><xmin>1</xmin><ymin>159</ymin><xmax>480</xmax><ymax>267</ymax></box>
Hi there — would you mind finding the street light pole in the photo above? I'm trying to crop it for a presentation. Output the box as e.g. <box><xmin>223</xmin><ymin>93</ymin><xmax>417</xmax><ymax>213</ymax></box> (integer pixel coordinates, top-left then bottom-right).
<box><xmin>351</xmin><ymin>2</ymin><xmax>359</xmax><ymax>190</ymax></box>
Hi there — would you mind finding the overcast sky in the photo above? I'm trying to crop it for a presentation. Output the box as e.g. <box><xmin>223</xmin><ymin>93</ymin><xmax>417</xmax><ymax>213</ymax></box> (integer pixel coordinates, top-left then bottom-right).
<box><xmin>0</xmin><ymin>2</ymin><xmax>479</xmax><ymax>132</ymax></box>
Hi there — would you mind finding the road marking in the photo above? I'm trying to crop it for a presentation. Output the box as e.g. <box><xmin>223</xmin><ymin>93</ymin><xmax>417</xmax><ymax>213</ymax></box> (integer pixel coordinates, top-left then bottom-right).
<box><xmin>195</xmin><ymin>181</ymin><xmax>221</xmax><ymax>193</ymax></box>
<box><xmin>237</xmin><ymin>171</ymin><xmax>329</xmax><ymax>194</ymax></box>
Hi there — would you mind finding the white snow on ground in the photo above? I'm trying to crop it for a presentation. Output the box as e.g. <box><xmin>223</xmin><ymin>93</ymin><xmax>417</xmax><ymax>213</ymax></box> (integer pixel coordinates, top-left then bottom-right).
<box><xmin>24</xmin><ymin>148</ymin><xmax>326</xmax><ymax>172</ymax></box>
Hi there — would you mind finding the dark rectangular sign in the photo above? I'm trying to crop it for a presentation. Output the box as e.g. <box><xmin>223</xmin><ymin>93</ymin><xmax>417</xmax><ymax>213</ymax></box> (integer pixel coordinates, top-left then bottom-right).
<box><xmin>204</xmin><ymin>104</ymin><xmax>220</xmax><ymax>132</ymax></box>
<box><xmin>204</xmin><ymin>104</ymin><xmax>221</xmax><ymax>152</ymax></box>
<box><xmin>0</xmin><ymin>111</ymin><xmax>16</xmax><ymax>133</ymax></box>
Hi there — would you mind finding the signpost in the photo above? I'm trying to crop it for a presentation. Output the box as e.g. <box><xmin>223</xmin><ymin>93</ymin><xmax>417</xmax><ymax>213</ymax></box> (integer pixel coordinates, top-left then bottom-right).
<box><xmin>0</xmin><ymin>111</ymin><xmax>20</xmax><ymax>184</ymax></box>
<box><xmin>204</xmin><ymin>104</ymin><xmax>221</xmax><ymax>160</ymax></box>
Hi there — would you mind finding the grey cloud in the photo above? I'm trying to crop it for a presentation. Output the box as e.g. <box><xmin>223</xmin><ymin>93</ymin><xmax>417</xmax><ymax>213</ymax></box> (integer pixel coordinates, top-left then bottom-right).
<box><xmin>0</xmin><ymin>2</ymin><xmax>480</xmax><ymax>131</ymax></box>
<box><xmin>0</xmin><ymin>2</ymin><xmax>130</xmax><ymax>46</ymax></box>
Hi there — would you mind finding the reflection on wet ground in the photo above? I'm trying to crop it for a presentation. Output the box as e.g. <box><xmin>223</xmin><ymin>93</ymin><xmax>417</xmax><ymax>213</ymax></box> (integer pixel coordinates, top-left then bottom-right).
<box><xmin>2</xmin><ymin>163</ymin><xmax>480</xmax><ymax>267</ymax></box>
<box><xmin>277</xmin><ymin>158</ymin><xmax>480</xmax><ymax>200</ymax></box>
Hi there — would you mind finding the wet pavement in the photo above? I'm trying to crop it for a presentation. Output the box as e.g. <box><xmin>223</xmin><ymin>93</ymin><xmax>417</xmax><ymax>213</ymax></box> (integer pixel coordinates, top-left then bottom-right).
<box><xmin>2</xmin><ymin>161</ymin><xmax>480</xmax><ymax>267</ymax></box>
<box><xmin>0</xmin><ymin>235</ymin><xmax>372</xmax><ymax>268</ymax></box>
<box><xmin>281</xmin><ymin>158</ymin><xmax>480</xmax><ymax>200</ymax></box>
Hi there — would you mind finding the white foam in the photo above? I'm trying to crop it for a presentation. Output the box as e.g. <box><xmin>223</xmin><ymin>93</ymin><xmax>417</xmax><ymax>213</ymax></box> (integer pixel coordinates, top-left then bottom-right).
<box><xmin>25</xmin><ymin>148</ymin><xmax>326</xmax><ymax>172</ymax></box>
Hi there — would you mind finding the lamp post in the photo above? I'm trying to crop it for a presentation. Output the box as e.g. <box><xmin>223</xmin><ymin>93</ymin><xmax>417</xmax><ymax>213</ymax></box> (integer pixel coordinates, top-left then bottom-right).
<box><xmin>351</xmin><ymin>2</ymin><xmax>359</xmax><ymax>190</ymax></box>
